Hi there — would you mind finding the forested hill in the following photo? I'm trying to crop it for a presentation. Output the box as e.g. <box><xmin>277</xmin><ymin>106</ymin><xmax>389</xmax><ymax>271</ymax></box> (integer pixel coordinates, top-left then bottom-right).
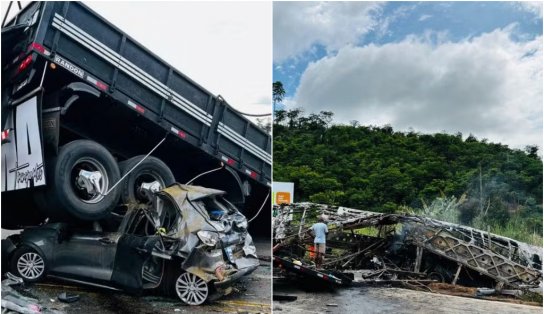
<box><xmin>273</xmin><ymin>110</ymin><xmax>543</xmax><ymax>243</ymax></box>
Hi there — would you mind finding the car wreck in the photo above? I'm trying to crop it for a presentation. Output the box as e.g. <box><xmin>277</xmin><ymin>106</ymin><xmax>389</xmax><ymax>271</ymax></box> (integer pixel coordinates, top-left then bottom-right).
<box><xmin>273</xmin><ymin>203</ymin><xmax>542</xmax><ymax>298</ymax></box>
<box><xmin>3</xmin><ymin>184</ymin><xmax>259</xmax><ymax>306</ymax></box>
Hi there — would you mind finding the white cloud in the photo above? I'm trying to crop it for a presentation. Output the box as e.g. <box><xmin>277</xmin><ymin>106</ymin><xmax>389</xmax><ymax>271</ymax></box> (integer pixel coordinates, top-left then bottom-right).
<box><xmin>375</xmin><ymin>4</ymin><xmax>417</xmax><ymax>39</ymax></box>
<box><xmin>0</xmin><ymin>2</ymin><xmax>272</xmax><ymax>118</ymax></box>
<box><xmin>83</xmin><ymin>2</ymin><xmax>272</xmax><ymax>118</ymax></box>
<box><xmin>419</xmin><ymin>14</ymin><xmax>432</xmax><ymax>22</ymax></box>
<box><xmin>515</xmin><ymin>1</ymin><xmax>543</xmax><ymax>18</ymax></box>
<box><xmin>273</xmin><ymin>2</ymin><xmax>383</xmax><ymax>63</ymax></box>
<box><xmin>293</xmin><ymin>26</ymin><xmax>542</xmax><ymax>149</ymax></box>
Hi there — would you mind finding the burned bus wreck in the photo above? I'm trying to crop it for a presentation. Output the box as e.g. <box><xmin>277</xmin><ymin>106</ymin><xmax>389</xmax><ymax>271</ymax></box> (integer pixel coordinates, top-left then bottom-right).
<box><xmin>3</xmin><ymin>184</ymin><xmax>259</xmax><ymax>306</ymax></box>
<box><xmin>273</xmin><ymin>203</ymin><xmax>542</xmax><ymax>296</ymax></box>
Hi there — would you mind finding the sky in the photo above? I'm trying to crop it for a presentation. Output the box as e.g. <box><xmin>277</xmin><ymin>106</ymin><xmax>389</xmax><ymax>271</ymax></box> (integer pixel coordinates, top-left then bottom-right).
<box><xmin>1</xmin><ymin>1</ymin><xmax>272</xmax><ymax>120</ymax></box>
<box><xmin>273</xmin><ymin>2</ymin><xmax>543</xmax><ymax>150</ymax></box>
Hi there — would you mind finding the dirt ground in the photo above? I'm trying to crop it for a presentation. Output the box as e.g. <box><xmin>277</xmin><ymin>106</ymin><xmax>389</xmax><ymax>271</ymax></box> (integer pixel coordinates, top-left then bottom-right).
<box><xmin>2</xmin><ymin>235</ymin><xmax>271</xmax><ymax>314</ymax></box>
<box><xmin>273</xmin><ymin>280</ymin><xmax>542</xmax><ymax>314</ymax></box>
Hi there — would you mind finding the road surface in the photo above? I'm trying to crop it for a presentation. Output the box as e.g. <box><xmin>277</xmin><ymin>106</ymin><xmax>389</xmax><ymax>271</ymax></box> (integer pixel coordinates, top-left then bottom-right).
<box><xmin>2</xmin><ymin>232</ymin><xmax>271</xmax><ymax>313</ymax></box>
<box><xmin>273</xmin><ymin>280</ymin><xmax>542</xmax><ymax>314</ymax></box>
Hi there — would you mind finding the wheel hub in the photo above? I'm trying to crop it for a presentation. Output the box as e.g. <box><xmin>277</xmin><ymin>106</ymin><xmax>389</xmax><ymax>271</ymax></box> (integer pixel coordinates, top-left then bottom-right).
<box><xmin>138</xmin><ymin>180</ymin><xmax>161</xmax><ymax>200</ymax></box>
<box><xmin>71</xmin><ymin>157</ymin><xmax>109</xmax><ymax>204</ymax></box>
<box><xmin>17</xmin><ymin>252</ymin><xmax>44</xmax><ymax>280</ymax></box>
<box><xmin>76</xmin><ymin>170</ymin><xmax>103</xmax><ymax>195</ymax></box>
<box><xmin>175</xmin><ymin>272</ymin><xmax>208</xmax><ymax>305</ymax></box>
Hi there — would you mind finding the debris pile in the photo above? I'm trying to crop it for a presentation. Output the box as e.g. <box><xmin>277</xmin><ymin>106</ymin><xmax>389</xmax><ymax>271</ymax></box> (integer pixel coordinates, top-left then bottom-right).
<box><xmin>1</xmin><ymin>273</ymin><xmax>64</xmax><ymax>314</ymax></box>
<box><xmin>273</xmin><ymin>203</ymin><xmax>542</xmax><ymax>297</ymax></box>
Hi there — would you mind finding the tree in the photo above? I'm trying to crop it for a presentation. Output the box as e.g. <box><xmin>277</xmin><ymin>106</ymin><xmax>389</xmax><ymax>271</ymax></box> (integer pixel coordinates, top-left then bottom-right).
<box><xmin>273</xmin><ymin>81</ymin><xmax>285</xmax><ymax>107</ymax></box>
<box><xmin>256</xmin><ymin>117</ymin><xmax>271</xmax><ymax>133</ymax></box>
<box><xmin>273</xmin><ymin>111</ymin><xmax>543</xmax><ymax>242</ymax></box>
<box><xmin>286</xmin><ymin>108</ymin><xmax>303</xmax><ymax>128</ymax></box>
<box><xmin>525</xmin><ymin>145</ymin><xmax>539</xmax><ymax>159</ymax></box>
<box><xmin>274</xmin><ymin>109</ymin><xmax>287</xmax><ymax>125</ymax></box>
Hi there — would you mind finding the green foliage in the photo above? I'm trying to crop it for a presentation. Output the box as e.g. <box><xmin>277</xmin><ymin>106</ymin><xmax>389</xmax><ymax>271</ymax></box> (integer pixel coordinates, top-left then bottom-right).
<box><xmin>274</xmin><ymin>110</ymin><xmax>543</xmax><ymax>244</ymax></box>
<box><xmin>273</xmin><ymin>81</ymin><xmax>285</xmax><ymax>106</ymax></box>
<box><xmin>420</xmin><ymin>196</ymin><xmax>462</xmax><ymax>224</ymax></box>
<box><xmin>473</xmin><ymin>215</ymin><xmax>543</xmax><ymax>247</ymax></box>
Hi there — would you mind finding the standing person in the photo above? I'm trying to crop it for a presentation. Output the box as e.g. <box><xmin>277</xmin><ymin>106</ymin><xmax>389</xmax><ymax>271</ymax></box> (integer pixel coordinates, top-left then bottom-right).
<box><xmin>311</xmin><ymin>216</ymin><xmax>328</xmax><ymax>269</ymax></box>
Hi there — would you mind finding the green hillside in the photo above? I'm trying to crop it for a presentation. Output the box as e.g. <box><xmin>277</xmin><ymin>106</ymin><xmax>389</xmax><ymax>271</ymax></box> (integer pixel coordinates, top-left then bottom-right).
<box><xmin>273</xmin><ymin>110</ymin><xmax>543</xmax><ymax>245</ymax></box>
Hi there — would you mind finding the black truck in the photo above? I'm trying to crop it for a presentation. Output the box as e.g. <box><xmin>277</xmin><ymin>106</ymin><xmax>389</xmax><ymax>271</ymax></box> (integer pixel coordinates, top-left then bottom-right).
<box><xmin>1</xmin><ymin>2</ymin><xmax>271</xmax><ymax>235</ymax></box>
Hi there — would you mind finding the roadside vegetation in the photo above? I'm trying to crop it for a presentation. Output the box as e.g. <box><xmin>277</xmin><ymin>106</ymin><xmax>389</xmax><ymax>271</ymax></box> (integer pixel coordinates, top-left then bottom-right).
<box><xmin>273</xmin><ymin>109</ymin><xmax>543</xmax><ymax>246</ymax></box>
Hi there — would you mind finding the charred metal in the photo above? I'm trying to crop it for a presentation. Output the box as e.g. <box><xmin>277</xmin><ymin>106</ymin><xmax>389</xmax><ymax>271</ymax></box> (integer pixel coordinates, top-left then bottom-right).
<box><xmin>273</xmin><ymin>203</ymin><xmax>542</xmax><ymax>297</ymax></box>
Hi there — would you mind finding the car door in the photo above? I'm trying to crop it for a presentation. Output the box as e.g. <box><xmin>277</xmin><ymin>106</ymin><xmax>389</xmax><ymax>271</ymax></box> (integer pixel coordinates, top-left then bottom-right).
<box><xmin>51</xmin><ymin>229</ymin><xmax>120</xmax><ymax>282</ymax></box>
<box><xmin>107</xmin><ymin>208</ymin><xmax>169</xmax><ymax>292</ymax></box>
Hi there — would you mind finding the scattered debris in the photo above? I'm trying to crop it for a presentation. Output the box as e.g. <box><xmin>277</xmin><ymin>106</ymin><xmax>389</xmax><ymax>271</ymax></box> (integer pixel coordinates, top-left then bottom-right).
<box><xmin>274</xmin><ymin>256</ymin><xmax>351</xmax><ymax>286</ymax></box>
<box><xmin>273</xmin><ymin>294</ymin><xmax>298</xmax><ymax>301</ymax></box>
<box><xmin>57</xmin><ymin>292</ymin><xmax>79</xmax><ymax>303</ymax></box>
<box><xmin>477</xmin><ymin>288</ymin><xmax>522</xmax><ymax>297</ymax></box>
<box><xmin>1</xmin><ymin>273</ymin><xmax>64</xmax><ymax>314</ymax></box>
<box><xmin>273</xmin><ymin>203</ymin><xmax>542</xmax><ymax>298</ymax></box>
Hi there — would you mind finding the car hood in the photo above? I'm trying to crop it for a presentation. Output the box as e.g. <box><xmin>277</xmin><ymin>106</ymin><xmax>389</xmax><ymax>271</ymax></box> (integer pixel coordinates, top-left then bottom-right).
<box><xmin>169</xmin><ymin>184</ymin><xmax>226</xmax><ymax>201</ymax></box>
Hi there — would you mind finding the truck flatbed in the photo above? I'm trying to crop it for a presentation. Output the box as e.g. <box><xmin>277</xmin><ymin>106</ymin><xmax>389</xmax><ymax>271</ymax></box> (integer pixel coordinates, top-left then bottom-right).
<box><xmin>273</xmin><ymin>255</ymin><xmax>352</xmax><ymax>286</ymax></box>
<box><xmin>3</xmin><ymin>1</ymin><xmax>271</xmax><ymax>187</ymax></box>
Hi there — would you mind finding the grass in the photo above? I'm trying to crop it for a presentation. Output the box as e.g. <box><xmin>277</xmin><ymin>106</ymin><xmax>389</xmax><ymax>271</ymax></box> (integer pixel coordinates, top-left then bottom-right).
<box><xmin>353</xmin><ymin>227</ymin><xmax>380</xmax><ymax>237</ymax></box>
<box><xmin>473</xmin><ymin>217</ymin><xmax>543</xmax><ymax>247</ymax></box>
<box><xmin>413</xmin><ymin>196</ymin><xmax>543</xmax><ymax>247</ymax></box>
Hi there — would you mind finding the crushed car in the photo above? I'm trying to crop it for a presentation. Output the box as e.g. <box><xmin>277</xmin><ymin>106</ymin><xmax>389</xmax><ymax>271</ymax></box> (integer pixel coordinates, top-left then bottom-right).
<box><xmin>3</xmin><ymin>184</ymin><xmax>259</xmax><ymax>306</ymax></box>
<box><xmin>273</xmin><ymin>203</ymin><xmax>542</xmax><ymax>296</ymax></box>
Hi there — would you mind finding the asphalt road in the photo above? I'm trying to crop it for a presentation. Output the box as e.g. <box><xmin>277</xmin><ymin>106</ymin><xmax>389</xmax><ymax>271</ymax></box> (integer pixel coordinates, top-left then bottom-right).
<box><xmin>273</xmin><ymin>281</ymin><xmax>542</xmax><ymax>314</ymax></box>
<box><xmin>2</xmin><ymin>235</ymin><xmax>271</xmax><ymax>313</ymax></box>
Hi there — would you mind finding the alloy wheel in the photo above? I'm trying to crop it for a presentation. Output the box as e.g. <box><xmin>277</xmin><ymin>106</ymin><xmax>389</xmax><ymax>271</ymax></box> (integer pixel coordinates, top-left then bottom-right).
<box><xmin>17</xmin><ymin>252</ymin><xmax>45</xmax><ymax>280</ymax></box>
<box><xmin>175</xmin><ymin>272</ymin><xmax>208</xmax><ymax>305</ymax></box>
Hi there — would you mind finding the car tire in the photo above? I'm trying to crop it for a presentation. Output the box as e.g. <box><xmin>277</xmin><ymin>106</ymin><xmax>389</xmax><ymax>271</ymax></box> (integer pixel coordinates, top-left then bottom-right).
<box><xmin>161</xmin><ymin>263</ymin><xmax>209</xmax><ymax>305</ymax></box>
<box><xmin>37</xmin><ymin>140</ymin><xmax>121</xmax><ymax>221</ymax></box>
<box><xmin>118</xmin><ymin>156</ymin><xmax>175</xmax><ymax>204</ymax></box>
<box><xmin>175</xmin><ymin>271</ymin><xmax>209</xmax><ymax>305</ymax></box>
<box><xmin>10</xmin><ymin>246</ymin><xmax>47</xmax><ymax>283</ymax></box>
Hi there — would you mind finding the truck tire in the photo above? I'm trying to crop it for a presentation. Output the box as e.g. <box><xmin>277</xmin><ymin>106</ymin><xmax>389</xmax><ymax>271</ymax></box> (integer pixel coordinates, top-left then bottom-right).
<box><xmin>118</xmin><ymin>155</ymin><xmax>175</xmax><ymax>204</ymax></box>
<box><xmin>37</xmin><ymin>140</ymin><xmax>121</xmax><ymax>221</ymax></box>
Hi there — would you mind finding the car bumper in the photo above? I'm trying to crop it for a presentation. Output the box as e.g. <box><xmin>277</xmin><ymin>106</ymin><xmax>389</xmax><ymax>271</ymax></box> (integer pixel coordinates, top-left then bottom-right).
<box><xmin>214</xmin><ymin>259</ymin><xmax>259</xmax><ymax>288</ymax></box>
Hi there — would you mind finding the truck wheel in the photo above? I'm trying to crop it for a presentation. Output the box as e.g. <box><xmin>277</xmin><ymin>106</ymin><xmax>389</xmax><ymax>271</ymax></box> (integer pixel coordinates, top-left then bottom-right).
<box><xmin>10</xmin><ymin>246</ymin><xmax>47</xmax><ymax>283</ymax></box>
<box><xmin>118</xmin><ymin>156</ymin><xmax>175</xmax><ymax>204</ymax></box>
<box><xmin>38</xmin><ymin>140</ymin><xmax>121</xmax><ymax>221</ymax></box>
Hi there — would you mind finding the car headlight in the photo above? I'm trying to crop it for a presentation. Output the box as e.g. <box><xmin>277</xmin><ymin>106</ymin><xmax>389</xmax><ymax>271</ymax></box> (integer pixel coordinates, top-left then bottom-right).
<box><xmin>234</xmin><ymin>219</ymin><xmax>248</xmax><ymax>230</ymax></box>
<box><xmin>197</xmin><ymin>230</ymin><xmax>219</xmax><ymax>247</ymax></box>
